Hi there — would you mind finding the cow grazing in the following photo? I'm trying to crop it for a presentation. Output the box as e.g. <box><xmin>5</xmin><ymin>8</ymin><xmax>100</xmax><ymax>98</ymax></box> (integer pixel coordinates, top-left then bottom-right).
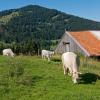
<box><xmin>3</xmin><ymin>48</ymin><xmax>15</xmax><ymax>57</ymax></box>
<box><xmin>42</xmin><ymin>50</ymin><xmax>54</xmax><ymax>61</ymax></box>
<box><xmin>62</xmin><ymin>52</ymin><xmax>80</xmax><ymax>84</ymax></box>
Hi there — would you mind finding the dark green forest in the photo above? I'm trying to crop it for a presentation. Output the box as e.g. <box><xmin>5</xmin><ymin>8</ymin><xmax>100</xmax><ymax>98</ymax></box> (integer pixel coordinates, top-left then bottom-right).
<box><xmin>0</xmin><ymin>5</ymin><xmax>100</xmax><ymax>55</ymax></box>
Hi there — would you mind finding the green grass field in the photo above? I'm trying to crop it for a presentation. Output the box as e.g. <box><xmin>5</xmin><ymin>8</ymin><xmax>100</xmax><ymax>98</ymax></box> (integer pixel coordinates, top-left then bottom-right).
<box><xmin>0</xmin><ymin>55</ymin><xmax>100</xmax><ymax>100</ymax></box>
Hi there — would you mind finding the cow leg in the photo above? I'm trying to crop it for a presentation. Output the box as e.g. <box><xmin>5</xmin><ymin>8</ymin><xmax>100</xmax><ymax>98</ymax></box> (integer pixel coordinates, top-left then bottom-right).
<box><xmin>44</xmin><ymin>56</ymin><xmax>46</xmax><ymax>60</ymax></box>
<box><xmin>68</xmin><ymin>67</ymin><xmax>72</xmax><ymax>76</ymax></box>
<box><xmin>46</xmin><ymin>55</ymin><xmax>50</xmax><ymax>61</ymax></box>
<box><xmin>43</xmin><ymin>55</ymin><xmax>45</xmax><ymax>59</ymax></box>
<box><xmin>63</xmin><ymin>65</ymin><xmax>67</xmax><ymax>75</ymax></box>
<box><xmin>47</xmin><ymin>56</ymin><xmax>50</xmax><ymax>61</ymax></box>
<box><xmin>7</xmin><ymin>53</ymin><xmax>9</xmax><ymax>56</ymax></box>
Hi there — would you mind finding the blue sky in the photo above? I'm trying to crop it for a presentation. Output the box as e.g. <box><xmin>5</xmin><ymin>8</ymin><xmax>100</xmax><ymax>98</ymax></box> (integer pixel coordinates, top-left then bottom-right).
<box><xmin>0</xmin><ymin>0</ymin><xmax>100</xmax><ymax>22</ymax></box>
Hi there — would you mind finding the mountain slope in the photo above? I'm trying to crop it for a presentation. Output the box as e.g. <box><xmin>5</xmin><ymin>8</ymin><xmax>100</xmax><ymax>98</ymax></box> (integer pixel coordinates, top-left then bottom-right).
<box><xmin>0</xmin><ymin>5</ymin><xmax>100</xmax><ymax>54</ymax></box>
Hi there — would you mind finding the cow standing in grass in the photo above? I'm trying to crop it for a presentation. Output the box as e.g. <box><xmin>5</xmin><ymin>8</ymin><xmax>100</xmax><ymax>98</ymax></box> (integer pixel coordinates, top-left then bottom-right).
<box><xmin>3</xmin><ymin>48</ymin><xmax>15</xmax><ymax>57</ymax></box>
<box><xmin>42</xmin><ymin>50</ymin><xmax>54</xmax><ymax>61</ymax></box>
<box><xmin>62</xmin><ymin>52</ymin><xmax>80</xmax><ymax>84</ymax></box>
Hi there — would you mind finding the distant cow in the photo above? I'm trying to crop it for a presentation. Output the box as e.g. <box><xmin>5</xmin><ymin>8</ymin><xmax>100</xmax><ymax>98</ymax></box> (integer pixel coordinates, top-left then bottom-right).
<box><xmin>62</xmin><ymin>52</ymin><xmax>80</xmax><ymax>84</ymax></box>
<box><xmin>3</xmin><ymin>48</ymin><xmax>14</xmax><ymax>57</ymax></box>
<box><xmin>42</xmin><ymin>50</ymin><xmax>54</xmax><ymax>61</ymax></box>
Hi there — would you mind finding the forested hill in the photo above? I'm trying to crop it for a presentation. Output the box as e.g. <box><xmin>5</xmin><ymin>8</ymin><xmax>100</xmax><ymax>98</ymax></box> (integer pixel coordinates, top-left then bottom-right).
<box><xmin>0</xmin><ymin>5</ymin><xmax>100</xmax><ymax>54</ymax></box>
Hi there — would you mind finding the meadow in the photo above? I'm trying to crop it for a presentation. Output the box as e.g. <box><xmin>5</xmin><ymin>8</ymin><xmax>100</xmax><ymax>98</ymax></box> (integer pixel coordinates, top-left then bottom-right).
<box><xmin>0</xmin><ymin>55</ymin><xmax>100</xmax><ymax>100</ymax></box>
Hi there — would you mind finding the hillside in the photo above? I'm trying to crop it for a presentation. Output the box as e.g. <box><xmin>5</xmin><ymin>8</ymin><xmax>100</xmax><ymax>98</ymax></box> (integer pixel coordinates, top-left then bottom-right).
<box><xmin>0</xmin><ymin>5</ymin><xmax>100</xmax><ymax>54</ymax></box>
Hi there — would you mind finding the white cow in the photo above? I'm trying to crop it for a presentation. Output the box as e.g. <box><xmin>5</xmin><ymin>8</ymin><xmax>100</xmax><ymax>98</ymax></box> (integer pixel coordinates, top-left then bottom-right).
<box><xmin>3</xmin><ymin>48</ymin><xmax>14</xmax><ymax>57</ymax></box>
<box><xmin>42</xmin><ymin>50</ymin><xmax>54</xmax><ymax>61</ymax></box>
<box><xmin>62</xmin><ymin>52</ymin><xmax>80</xmax><ymax>84</ymax></box>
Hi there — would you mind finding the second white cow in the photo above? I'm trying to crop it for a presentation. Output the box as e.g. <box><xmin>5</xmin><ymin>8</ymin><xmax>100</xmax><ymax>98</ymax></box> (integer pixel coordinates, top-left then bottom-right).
<box><xmin>62</xmin><ymin>52</ymin><xmax>80</xmax><ymax>84</ymax></box>
<box><xmin>3</xmin><ymin>48</ymin><xmax>15</xmax><ymax>57</ymax></box>
<box><xmin>42</xmin><ymin>50</ymin><xmax>54</xmax><ymax>61</ymax></box>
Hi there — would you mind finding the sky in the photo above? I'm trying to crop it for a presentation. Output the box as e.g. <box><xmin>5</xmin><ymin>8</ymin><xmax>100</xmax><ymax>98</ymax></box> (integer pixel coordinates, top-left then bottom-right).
<box><xmin>0</xmin><ymin>0</ymin><xmax>100</xmax><ymax>22</ymax></box>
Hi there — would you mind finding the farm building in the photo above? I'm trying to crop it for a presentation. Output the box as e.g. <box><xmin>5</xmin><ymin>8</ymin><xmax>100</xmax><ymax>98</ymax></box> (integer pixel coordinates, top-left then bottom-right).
<box><xmin>55</xmin><ymin>31</ymin><xmax>100</xmax><ymax>57</ymax></box>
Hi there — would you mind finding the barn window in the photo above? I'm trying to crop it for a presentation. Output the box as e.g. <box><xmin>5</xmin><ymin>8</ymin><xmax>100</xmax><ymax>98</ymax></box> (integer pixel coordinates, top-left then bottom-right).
<box><xmin>63</xmin><ymin>42</ymin><xmax>70</xmax><ymax>52</ymax></box>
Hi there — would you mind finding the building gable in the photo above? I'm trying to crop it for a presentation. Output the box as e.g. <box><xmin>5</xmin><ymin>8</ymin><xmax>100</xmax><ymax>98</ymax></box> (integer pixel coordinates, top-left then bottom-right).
<box><xmin>55</xmin><ymin>31</ymin><xmax>100</xmax><ymax>57</ymax></box>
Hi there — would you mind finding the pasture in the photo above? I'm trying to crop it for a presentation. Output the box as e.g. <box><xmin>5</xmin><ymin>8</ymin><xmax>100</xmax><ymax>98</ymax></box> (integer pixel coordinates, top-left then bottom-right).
<box><xmin>0</xmin><ymin>55</ymin><xmax>100</xmax><ymax>100</ymax></box>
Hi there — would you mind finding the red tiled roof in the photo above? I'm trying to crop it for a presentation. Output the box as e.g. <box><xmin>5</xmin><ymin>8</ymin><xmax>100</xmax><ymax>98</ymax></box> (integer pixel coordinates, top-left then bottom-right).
<box><xmin>69</xmin><ymin>31</ymin><xmax>100</xmax><ymax>56</ymax></box>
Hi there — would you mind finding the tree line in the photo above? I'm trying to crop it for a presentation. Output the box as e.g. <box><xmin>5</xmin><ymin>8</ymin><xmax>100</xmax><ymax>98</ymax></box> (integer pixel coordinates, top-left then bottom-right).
<box><xmin>0</xmin><ymin>5</ymin><xmax>100</xmax><ymax>55</ymax></box>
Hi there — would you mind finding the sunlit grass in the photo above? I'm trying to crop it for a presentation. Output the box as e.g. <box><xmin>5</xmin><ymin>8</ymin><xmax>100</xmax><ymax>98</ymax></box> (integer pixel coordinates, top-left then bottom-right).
<box><xmin>0</xmin><ymin>55</ymin><xmax>100</xmax><ymax>100</ymax></box>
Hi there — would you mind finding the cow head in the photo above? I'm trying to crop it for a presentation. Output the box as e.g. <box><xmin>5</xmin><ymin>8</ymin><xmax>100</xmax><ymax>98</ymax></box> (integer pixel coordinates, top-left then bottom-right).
<box><xmin>72</xmin><ymin>72</ymin><xmax>79</xmax><ymax>84</ymax></box>
<box><xmin>11</xmin><ymin>52</ymin><xmax>15</xmax><ymax>57</ymax></box>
